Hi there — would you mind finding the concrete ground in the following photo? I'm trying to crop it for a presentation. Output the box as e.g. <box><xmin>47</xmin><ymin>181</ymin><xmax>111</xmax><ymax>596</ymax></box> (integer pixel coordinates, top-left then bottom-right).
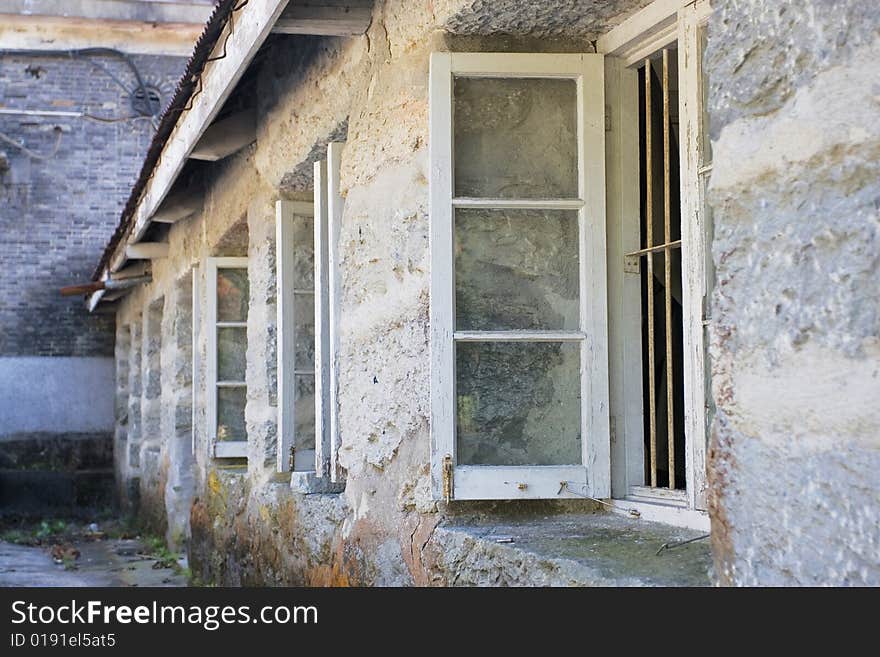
<box><xmin>0</xmin><ymin>538</ymin><xmax>188</xmax><ymax>587</ymax></box>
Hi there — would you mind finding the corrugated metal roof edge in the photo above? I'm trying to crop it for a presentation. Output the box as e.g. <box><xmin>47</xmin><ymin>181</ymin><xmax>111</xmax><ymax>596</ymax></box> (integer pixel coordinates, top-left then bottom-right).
<box><xmin>92</xmin><ymin>0</ymin><xmax>239</xmax><ymax>281</ymax></box>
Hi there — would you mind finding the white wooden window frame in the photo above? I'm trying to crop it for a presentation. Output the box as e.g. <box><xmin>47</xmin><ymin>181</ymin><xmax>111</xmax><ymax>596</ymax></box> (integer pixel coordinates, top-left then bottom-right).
<box><xmin>278</xmin><ymin>143</ymin><xmax>345</xmax><ymax>484</ymax></box>
<box><xmin>326</xmin><ymin>142</ymin><xmax>345</xmax><ymax>483</ymax></box>
<box><xmin>206</xmin><ymin>256</ymin><xmax>249</xmax><ymax>459</ymax></box>
<box><xmin>192</xmin><ymin>263</ymin><xmax>201</xmax><ymax>456</ymax></box>
<box><xmin>600</xmin><ymin>0</ymin><xmax>712</xmax><ymax>530</ymax></box>
<box><xmin>276</xmin><ymin>200</ymin><xmax>317</xmax><ymax>474</ymax></box>
<box><xmin>313</xmin><ymin>159</ymin><xmax>332</xmax><ymax>478</ymax></box>
<box><xmin>429</xmin><ymin>52</ymin><xmax>610</xmax><ymax>501</ymax></box>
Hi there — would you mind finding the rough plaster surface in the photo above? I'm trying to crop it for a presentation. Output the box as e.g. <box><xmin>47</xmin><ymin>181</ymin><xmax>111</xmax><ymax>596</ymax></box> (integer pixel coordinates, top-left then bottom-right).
<box><xmin>0</xmin><ymin>357</ymin><xmax>114</xmax><ymax>436</ymax></box>
<box><xmin>706</xmin><ymin>1</ymin><xmax>880</xmax><ymax>585</ymax></box>
<box><xmin>436</xmin><ymin>0</ymin><xmax>650</xmax><ymax>38</ymax></box>
<box><xmin>103</xmin><ymin>0</ymin><xmax>880</xmax><ymax>586</ymax></box>
<box><xmin>108</xmin><ymin>0</ymin><xmax>707</xmax><ymax>586</ymax></box>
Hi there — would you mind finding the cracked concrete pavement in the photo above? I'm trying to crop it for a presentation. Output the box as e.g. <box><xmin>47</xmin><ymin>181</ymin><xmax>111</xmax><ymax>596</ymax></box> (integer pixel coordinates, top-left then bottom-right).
<box><xmin>0</xmin><ymin>538</ymin><xmax>188</xmax><ymax>587</ymax></box>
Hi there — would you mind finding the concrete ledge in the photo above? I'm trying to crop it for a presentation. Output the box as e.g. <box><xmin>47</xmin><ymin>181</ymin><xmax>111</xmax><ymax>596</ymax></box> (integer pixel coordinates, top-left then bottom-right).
<box><xmin>289</xmin><ymin>471</ymin><xmax>345</xmax><ymax>495</ymax></box>
<box><xmin>430</xmin><ymin>513</ymin><xmax>713</xmax><ymax>586</ymax></box>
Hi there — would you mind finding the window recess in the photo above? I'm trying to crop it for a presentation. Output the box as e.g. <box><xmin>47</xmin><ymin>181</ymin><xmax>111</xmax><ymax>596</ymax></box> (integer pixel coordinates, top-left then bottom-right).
<box><xmin>602</xmin><ymin>0</ymin><xmax>713</xmax><ymax>519</ymax></box>
<box><xmin>276</xmin><ymin>200</ymin><xmax>317</xmax><ymax>474</ymax></box>
<box><xmin>634</xmin><ymin>46</ymin><xmax>685</xmax><ymax>491</ymax></box>
<box><xmin>276</xmin><ymin>143</ymin><xmax>345</xmax><ymax>487</ymax></box>
<box><xmin>430</xmin><ymin>52</ymin><xmax>610</xmax><ymax>501</ymax></box>
<box><xmin>206</xmin><ymin>257</ymin><xmax>250</xmax><ymax>459</ymax></box>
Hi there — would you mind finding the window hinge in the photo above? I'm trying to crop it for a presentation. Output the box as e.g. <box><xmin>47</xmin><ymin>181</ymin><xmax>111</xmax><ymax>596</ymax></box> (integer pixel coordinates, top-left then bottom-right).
<box><xmin>605</xmin><ymin>108</ymin><xmax>612</xmax><ymax>132</ymax></box>
<box><xmin>442</xmin><ymin>454</ymin><xmax>454</xmax><ymax>504</ymax></box>
<box><xmin>624</xmin><ymin>254</ymin><xmax>640</xmax><ymax>274</ymax></box>
<box><xmin>288</xmin><ymin>444</ymin><xmax>295</xmax><ymax>472</ymax></box>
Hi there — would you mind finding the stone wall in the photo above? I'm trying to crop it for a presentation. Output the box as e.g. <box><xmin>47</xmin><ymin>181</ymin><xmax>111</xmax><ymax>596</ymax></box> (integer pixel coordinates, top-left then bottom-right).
<box><xmin>705</xmin><ymin>0</ymin><xmax>880</xmax><ymax>585</ymax></box>
<box><xmin>111</xmin><ymin>0</ymin><xmax>635</xmax><ymax>581</ymax></box>
<box><xmin>109</xmin><ymin>0</ymin><xmax>879</xmax><ymax>585</ymax></box>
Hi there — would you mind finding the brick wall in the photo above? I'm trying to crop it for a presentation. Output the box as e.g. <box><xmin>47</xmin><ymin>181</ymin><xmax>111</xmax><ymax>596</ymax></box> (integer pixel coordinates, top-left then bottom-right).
<box><xmin>0</xmin><ymin>52</ymin><xmax>186</xmax><ymax>357</ymax></box>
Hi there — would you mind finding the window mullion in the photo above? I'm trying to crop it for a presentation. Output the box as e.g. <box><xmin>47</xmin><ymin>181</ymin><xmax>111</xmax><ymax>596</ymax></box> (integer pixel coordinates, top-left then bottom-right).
<box><xmin>453</xmin><ymin>331</ymin><xmax>585</xmax><ymax>342</ymax></box>
<box><xmin>452</xmin><ymin>197</ymin><xmax>584</xmax><ymax>210</ymax></box>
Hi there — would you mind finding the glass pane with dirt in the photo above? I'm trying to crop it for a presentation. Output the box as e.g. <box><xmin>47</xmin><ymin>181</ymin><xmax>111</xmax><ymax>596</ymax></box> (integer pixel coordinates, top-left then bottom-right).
<box><xmin>456</xmin><ymin>341</ymin><xmax>581</xmax><ymax>466</ymax></box>
<box><xmin>454</xmin><ymin>76</ymin><xmax>578</xmax><ymax>199</ymax></box>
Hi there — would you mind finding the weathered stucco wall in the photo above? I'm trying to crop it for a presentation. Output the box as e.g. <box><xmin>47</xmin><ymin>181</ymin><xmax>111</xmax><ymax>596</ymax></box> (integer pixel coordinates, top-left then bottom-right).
<box><xmin>110</xmin><ymin>0</ymin><xmax>878</xmax><ymax>585</ymax></box>
<box><xmin>706</xmin><ymin>0</ymin><xmax>880</xmax><ymax>585</ymax></box>
<box><xmin>111</xmin><ymin>0</ymin><xmax>650</xmax><ymax>583</ymax></box>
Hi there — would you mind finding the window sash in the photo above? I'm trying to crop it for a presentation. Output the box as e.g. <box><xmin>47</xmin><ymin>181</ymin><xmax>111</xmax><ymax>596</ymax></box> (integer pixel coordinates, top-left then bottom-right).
<box><xmin>326</xmin><ymin>142</ymin><xmax>345</xmax><ymax>483</ymax></box>
<box><xmin>430</xmin><ymin>52</ymin><xmax>610</xmax><ymax>501</ymax></box>
<box><xmin>206</xmin><ymin>256</ymin><xmax>249</xmax><ymax>459</ymax></box>
<box><xmin>276</xmin><ymin>200</ymin><xmax>316</xmax><ymax>473</ymax></box>
<box><xmin>192</xmin><ymin>264</ymin><xmax>200</xmax><ymax>456</ymax></box>
<box><xmin>313</xmin><ymin>159</ymin><xmax>331</xmax><ymax>478</ymax></box>
<box><xmin>275</xmin><ymin>145</ymin><xmax>343</xmax><ymax>481</ymax></box>
<box><xmin>677</xmin><ymin>0</ymin><xmax>712</xmax><ymax>510</ymax></box>
<box><xmin>600</xmin><ymin>0</ymin><xmax>712</xmax><ymax>517</ymax></box>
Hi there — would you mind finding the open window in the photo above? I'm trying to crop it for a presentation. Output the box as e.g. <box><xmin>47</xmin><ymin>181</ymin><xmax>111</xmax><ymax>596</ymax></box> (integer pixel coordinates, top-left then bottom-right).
<box><xmin>206</xmin><ymin>257</ymin><xmax>249</xmax><ymax>459</ymax></box>
<box><xmin>429</xmin><ymin>0</ymin><xmax>713</xmax><ymax>524</ymax></box>
<box><xmin>601</xmin><ymin>0</ymin><xmax>713</xmax><ymax>525</ymax></box>
<box><xmin>276</xmin><ymin>200</ymin><xmax>317</xmax><ymax>473</ymax></box>
<box><xmin>429</xmin><ymin>52</ymin><xmax>610</xmax><ymax>500</ymax></box>
<box><xmin>276</xmin><ymin>142</ymin><xmax>345</xmax><ymax>487</ymax></box>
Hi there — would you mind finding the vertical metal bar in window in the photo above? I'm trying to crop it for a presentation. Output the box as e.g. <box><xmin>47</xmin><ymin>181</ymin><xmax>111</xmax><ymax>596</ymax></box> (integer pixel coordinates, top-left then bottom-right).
<box><xmin>644</xmin><ymin>57</ymin><xmax>657</xmax><ymax>489</ymax></box>
<box><xmin>662</xmin><ymin>48</ymin><xmax>675</xmax><ymax>490</ymax></box>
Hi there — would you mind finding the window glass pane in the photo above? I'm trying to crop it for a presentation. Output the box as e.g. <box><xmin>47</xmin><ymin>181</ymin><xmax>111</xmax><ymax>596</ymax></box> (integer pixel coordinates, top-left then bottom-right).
<box><xmin>295</xmin><ymin>375</ymin><xmax>316</xmax><ymax>452</ymax></box>
<box><xmin>217</xmin><ymin>268</ymin><xmax>249</xmax><ymax>322</ymax></box>
<box><xmin>454</xmin><ymin>77</ymin><xmax>578</xmax><ymax>199</ymax></box>
<box><xmin>293</xmin><ymin>215</ymin><xmax>315</xmax><ymax>287</ymax></box>
<box><xmin>217</xmin><ymin>386</ymin><xmax>246</xmax><ymax>441</ymax></box>
<box><xmin>455</xmin><ymin>208</ymin><xmax>579</xmax><ymax>330</ymax></box>
<box><xmin>217</xmin><ymin>327</ymin><xmax>247</xmax><ymax>382</ymax></box>
<box><xmin>456</xmin><ymin>341</ymin><xmax>581</xmax><ymax>465</ymax></box>
<box><xmin>294</xmin><ymin>293</ymin><xmax>315</xmax><ymax>369</ymax></box>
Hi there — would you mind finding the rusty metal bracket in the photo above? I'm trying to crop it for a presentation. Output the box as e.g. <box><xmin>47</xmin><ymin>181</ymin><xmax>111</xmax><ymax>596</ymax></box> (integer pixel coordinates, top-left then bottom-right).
<box><xmin>442</xmin><ymin>454</ymin><xmax>453</xmax><ymax>504</ymax></box>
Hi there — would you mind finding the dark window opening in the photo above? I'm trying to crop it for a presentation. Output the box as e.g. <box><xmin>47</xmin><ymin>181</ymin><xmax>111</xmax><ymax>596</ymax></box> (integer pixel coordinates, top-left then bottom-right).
<box><xmin>637</xmin><ymin>48</ymin><xmax>686</xmax><ymax>490</ymax></box>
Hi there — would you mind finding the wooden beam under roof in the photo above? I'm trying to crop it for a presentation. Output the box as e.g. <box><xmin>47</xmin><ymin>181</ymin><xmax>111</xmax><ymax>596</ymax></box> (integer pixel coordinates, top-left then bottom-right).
<box><xmin>271</xmin><ymin>2</ymin><xmax>372</xmax><ymax>36</ymax></box>
<box><xmin>151</xmin><ymin>190</ymin><xmax>203</xmax><ymax>224</ymax></box>
<box><xmin>126</xmin><ymin>242</ymin><xmax>169</xmax><ymax>260</ymax></box>
<box><xmin>189</xmin><ymin>109</ymin><xmax>256</xmax><ymax>162</ymax></box>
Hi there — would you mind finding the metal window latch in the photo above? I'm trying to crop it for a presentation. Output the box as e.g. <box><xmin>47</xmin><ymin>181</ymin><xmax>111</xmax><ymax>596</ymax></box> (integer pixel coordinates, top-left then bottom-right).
<box><xmin>442</xmin><ymin>454</ymin><xmax>453</xmax><ymax>504</ymax></box>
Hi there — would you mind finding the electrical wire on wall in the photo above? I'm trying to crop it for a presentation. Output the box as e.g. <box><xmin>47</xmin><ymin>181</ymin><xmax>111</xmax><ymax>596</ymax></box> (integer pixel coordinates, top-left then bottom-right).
<box><xmin>0</xmin><ymin>47</ymin><xmax>167</xmax><ymax>160</ymax></box>
<box><xmin>0</xmin><ymin>126</ymin><xmax>62</xmax><ymax>160</ymax></box>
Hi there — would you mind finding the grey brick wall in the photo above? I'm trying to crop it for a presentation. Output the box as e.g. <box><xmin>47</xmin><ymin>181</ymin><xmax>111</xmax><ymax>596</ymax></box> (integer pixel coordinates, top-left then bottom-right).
<box><xmin>0</xmin><ymin>52</ymin><xmax>187</xmax><ymax>357</ymax></box>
